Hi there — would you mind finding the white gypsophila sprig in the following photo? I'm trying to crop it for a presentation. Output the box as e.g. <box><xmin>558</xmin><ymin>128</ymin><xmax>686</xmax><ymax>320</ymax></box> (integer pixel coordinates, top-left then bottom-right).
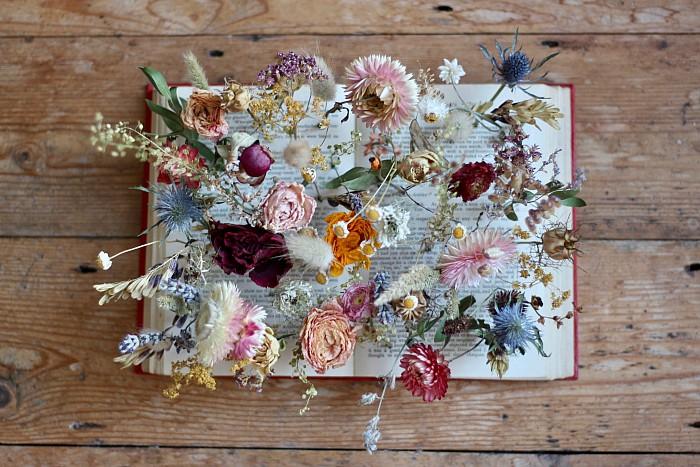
<box><xmin>374</xmin><ymin>265</ymin><xmax>439</xmax><ymax>306</ymax></box>
<box><xmin>438</xmin><ymin>58</ymin><xmax>466</xmax><ymax>84</ymax></box>
<box><xmin>376</xmin><ymin>204</ymin><xmax>411</xmax><ymax>247</ymax></box>
<box><xmin>360</xmin><ymin>392</ymin><xmax>380</xmax><ymax>406</ymax></box>
<box><xmin>363</xmin><ymin>415</ymin><xmax>381</xmax><ymax>454</ymax></box>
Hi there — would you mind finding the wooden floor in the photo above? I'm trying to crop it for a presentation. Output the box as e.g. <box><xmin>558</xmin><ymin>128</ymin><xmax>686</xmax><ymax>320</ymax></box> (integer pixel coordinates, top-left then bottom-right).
<box><xmin>1</xmin><ymin>1</ymin><xmax>698</xmax><ymax>465</ymax></box>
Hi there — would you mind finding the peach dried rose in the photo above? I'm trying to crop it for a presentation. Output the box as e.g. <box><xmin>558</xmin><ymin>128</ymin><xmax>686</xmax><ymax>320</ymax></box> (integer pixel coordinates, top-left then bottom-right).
<box><xmin>259</xmin><ymin>181</ymin><xmax>316</xmax><ymax>233</ymax></box>
<box><xmin>299</xmin><ymin>299</ymin><xmax>356</xmax><ymax>374</ymax></box>
<box><xmin>181</xmin><ymin>89</ymin><xmax>229</xmax><ymax>140</ymax></box>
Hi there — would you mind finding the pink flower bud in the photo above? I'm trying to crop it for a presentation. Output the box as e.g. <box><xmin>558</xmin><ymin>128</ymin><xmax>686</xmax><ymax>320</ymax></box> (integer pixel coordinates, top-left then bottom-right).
<box><xmin>239</xmin><ymin>142</ymin><xmax>274</xmax><ymax>177</ymax></box>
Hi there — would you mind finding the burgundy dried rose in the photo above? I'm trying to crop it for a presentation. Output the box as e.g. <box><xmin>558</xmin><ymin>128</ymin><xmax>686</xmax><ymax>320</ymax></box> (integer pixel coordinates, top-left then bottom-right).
<box><xmin>448</xmin><ymin>161</ymin><xmax>496</xmax><ymax>202</ymax></box>
<box><xmin>209</xmin><ymin>221</ymin><xmax>292</xmax><ymax>288</ymax></box>
<box><xmin>399</xmin><ymin>343</ymin><xmax>450</xmax><ymax>402</ymax></box>
<box><xmin>239</xmin><ymin>142</ymin><xmax>274</xmax><ymax>177</ymax></box>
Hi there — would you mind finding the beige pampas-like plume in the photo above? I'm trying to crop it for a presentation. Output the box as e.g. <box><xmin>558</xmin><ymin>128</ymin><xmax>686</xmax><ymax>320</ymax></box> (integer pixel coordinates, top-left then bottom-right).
<box><xmin>285</xmin><ymin>232</ymin><xmax>334</xmax><ymax>272</ymax></box>
<box><xmin>311</xmin><ymin>56</ymin><xmax>337</xmax><ymax>102</ymax></box>
<box><xmin>183</xmin><ymin>51</ymin><xmax>209</xmax><ymax>90</ymax></box>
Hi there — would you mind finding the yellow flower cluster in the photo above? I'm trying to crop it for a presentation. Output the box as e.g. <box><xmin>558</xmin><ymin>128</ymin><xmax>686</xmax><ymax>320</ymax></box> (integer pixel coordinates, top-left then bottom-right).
<box><xmin>551</xmin><ymin>290</ymin><xmax>572</xmax><ymax>309</ymax></box>
<box><xmin>516</xmin><ymin>253</ymin><xmax>553</xmax><ymax>287</ymax></box>
<box><xmin>310</xmin><ymin>145</ymin><xmax>329</xmax><ymax>170</ymax></box>
<box><xmin>512</xmin><ymin>226</ymin><xmax>531</xmax><ymax>239</ymax></box>
<box><xmin>283</xmin><ymin>96</ymin><xmax>306</xmax><ymax>135</ymax></box>
<box><xmin>162</xmin><ymin>357</ymin><xmax>216</xmax><ymax>400</ymax></box>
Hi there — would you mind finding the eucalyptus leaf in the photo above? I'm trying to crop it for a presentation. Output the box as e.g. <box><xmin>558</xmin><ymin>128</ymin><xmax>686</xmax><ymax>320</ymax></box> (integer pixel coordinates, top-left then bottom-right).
<box><xmin>458</xmin><ymin>295</ymin><xmax>476</xmax><ymax>315</ymax></box>
<box><xmin>560</xmin><ymin>197</ymin><xmax>587</xmax><ymax>207</ymax></box>
<box><xmin>504</xmin><ymin>204</ymin><xmax>518</xmax><ymax>221</ymax></box>
<box><xmin>551</xmin><ymin>188</ymin><xmax>579</xmax><ymax>200</ymax></box>
<box><xmin>325</xmin><ymin>167</ymin><xmax>372</xmax><ymax>189</ymax></box>
<box><xmin>140</xmin><ymin>66</ymin><xmax>170</xmax><ymax>98</ymax></box>
<box><xmin>146</xmin><ymin>100</ymin><xmax>183</xmax><ymax>132</ymax></box>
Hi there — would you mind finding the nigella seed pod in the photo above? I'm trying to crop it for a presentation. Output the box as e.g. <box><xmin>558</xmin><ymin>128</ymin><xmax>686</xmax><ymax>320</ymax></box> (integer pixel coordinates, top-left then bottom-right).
<box><xmin>239</xmin><ymin>142</ymin><xmax>274</xmax><ymax>177</ymax></box>
<box><xmin>542</xmin><ymin>228</ymin><xmax>579</xmax><ymax>261</ymax></box>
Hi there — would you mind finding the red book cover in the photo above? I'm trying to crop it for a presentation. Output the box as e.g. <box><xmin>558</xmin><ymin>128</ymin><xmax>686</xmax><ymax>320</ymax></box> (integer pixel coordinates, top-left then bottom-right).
<box><xmin>139</xmin><ymin>83</ymin><xmax>579</xmax><ymax>381</ymax></box>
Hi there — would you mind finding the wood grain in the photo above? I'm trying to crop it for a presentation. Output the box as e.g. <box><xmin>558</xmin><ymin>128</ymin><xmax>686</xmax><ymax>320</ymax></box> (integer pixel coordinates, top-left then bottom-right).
<box><xmin>0</xmin><ymin>238</ymin><xmax>698</xmax><ymax>450</ymax></box>
<box><xmin>0</xmin><ymin>1</ymin><xmax>698</xmax><ymax>36</ymax></box>
<box><xmin>1</xmin><ymin>446</ymin><xmax>697</xmax><ymax>467</ymax></box>
<box><xmin>1</xmin><ymin>34</ymin><xmax>698</xmax><ymax>239</ymax></box>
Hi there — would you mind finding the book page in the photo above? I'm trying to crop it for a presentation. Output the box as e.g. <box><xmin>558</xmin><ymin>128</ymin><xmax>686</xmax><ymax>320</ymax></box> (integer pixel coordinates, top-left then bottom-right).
<box><xmin>352</xmin><ymin>84</ymin><xmax>575</xmax><ymax>379</ymax></box>
<box><xmin>146</xmin><ymin>85</ymin><xmax>357</xmax><ymax>376</ymax></box>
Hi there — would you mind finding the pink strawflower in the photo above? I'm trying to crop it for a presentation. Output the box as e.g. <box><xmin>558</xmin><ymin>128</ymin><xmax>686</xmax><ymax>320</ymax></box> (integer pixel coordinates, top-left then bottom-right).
<box><xmin>400</xmin><ymin>343</ymin><xmax>450</xmax><ymax>402</ymax></box>
<box><xmin>226</xmin><ymin>299</ymin><xmax>267</xmax><ymax>360</ymax></box>
<box><xmin>438</xmin><ymin>229</ymin><xmax>517</xmax><ymax>289</ymax></box>
<box><xmin>340</xmin><ymin>281</ymin><xmax>376</xmax><ymax>322</ymax></box>
<box><xmin>345</xmin><ymin>55</ymin><xmax>418</xmax><ymax>132</ymax></box>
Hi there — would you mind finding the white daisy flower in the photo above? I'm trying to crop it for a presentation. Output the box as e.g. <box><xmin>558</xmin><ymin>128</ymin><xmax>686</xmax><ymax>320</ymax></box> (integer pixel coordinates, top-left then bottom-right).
<box><xmin>438</xmin><ymin>58</ymin><xmax>466</xmax><ymax>85</ymax></box>
<box><xmin>417</xmin><ymin>96</ymin><xmax>449</xmax><ymax>124</ymax></box>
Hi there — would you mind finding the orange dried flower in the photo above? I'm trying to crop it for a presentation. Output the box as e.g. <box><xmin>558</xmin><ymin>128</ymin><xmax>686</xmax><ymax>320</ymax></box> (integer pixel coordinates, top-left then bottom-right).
<box><xmin>324</xmin><ymin>211</ymin><xmax>377</xmax><ymax>277</ymax></box>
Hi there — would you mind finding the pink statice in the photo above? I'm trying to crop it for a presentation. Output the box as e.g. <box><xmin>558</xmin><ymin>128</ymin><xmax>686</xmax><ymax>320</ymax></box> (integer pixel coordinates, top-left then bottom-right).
<box><xmin>345</xmin><ymin>55</ymin><xmax>418</xmax><ymax>132</ymax></box>
<box><xmin>438</xmin><ymin>229</ymin><xmax>517</xmax><ymax>289</ymax></box>
<box><xmin>340</xmin><ymin>281</ymin><xmax>376</xmax><ymax>322</ymax></box>
<box><xmin>226</xmin><ymin>300</ymin><xmax>267</xmax><ymax>360</ymax></box>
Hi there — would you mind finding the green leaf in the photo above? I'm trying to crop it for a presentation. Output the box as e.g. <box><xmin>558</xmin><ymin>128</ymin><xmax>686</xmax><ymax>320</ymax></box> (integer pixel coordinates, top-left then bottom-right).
<box><xmin>325</xmin><ymin>167</ymin><xmax>371</xmax><ymax>189</ymax></box>
<box><xmin>504</xmin><ymin>204</ymin><xmax>518</xmax><ymax>221</ymax></box>
<box><xmin>458</xmin><ymin>295</ymin><xmax>476</xmax><ymax>315</ymax></box>
<box><xmin>341</xmin><ymin>173</ymin><xmax>379</xmax><ymax>191</ymax></box>
<box><xmin>140</xmin><ymin>66</ymin><xmax>170</xmax><ymax>98</ymax></box>
<box><xmin>146</xmin><ymin>100</ymin><xmax>183</xmax><ymax>132</ymax></box>
<box><xmin>551</xmin><ymin>188</ymin><xmax>579</xmax><ymax>200</ymax></box>
<box><xmin>377</xmin><ymin>160</ymin><xmax>394</xmax><ymax>181</ymax></box>
<box><xmin>560</xmin><ymin>197</ymin><xmax>587</xmax><ymax>207</ymax></box>
<box><xmin>169</xmin><ymin>87</ymin><xmax>182</xmax><ymax>113</ymax></box>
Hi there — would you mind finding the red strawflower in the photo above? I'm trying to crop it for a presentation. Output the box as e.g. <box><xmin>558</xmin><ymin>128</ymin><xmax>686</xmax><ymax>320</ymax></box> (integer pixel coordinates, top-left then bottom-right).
<box><xmin>157</xmin><ymin>144</ymin><xmax>205</xmax><ymax>189</ymax></box>
<box><xmin>448</xmin><ymin>161</ymin><xmax>496</xmax><ymax>202</ymax></box>
<box><xmin>399</xmin><ymin>343</ymin><xmax>450</xmax><ymax>402</ymax></box>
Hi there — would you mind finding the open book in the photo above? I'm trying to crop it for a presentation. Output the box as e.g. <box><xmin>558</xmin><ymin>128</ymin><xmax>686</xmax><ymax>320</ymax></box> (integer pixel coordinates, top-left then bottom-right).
<box><xmin>141</xmin><ymin>83</ymin><xmax>577</xmax><ymax>380</ymax></box>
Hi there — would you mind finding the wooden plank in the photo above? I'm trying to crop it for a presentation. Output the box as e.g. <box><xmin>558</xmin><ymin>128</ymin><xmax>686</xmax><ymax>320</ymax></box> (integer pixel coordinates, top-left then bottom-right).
<box><xmin>0</xmin><ymin>238</ymin><xmax>698</xmax><ymax>450</ymax></box>
<box><xmin>1</xmin><ymin>446</ymin><xmax>698</xmax><ymax>467</ymax></box>
<box><xmin>0</xmin><ymin>1</ymin><xmax>698</xmax><ymax>36</ymax></box>
<box><xmin>1</xmin><ymin>34</ymin><xmax>698</xmax><ymax>239</ymax></box>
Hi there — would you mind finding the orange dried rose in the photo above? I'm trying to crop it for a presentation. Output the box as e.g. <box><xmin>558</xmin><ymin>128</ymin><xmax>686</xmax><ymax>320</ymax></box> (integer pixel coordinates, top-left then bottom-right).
<box><xmin>181</xmin><ymin>89</ymin><xmax>229</xmax><ymax>141</ymax></box>
<box><xmin>299</xmin><ymin>299</ymin><xmax>356</xmax><ymax>374</ymax></box>
<box><xmin>324</xmin><ymin>211</ymin><xmax>377</xmax><ymax>277</ymax></box>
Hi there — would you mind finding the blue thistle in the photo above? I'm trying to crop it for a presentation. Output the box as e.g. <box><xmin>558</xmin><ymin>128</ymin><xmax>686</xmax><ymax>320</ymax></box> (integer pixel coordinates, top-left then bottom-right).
<box><xmin>349</xmin><ymin>192</ymin><xmax>363</xmax><ymax>213</ymax></box>
<box><xmin>500</xmin><ymin>51</ymin><xmax>531</xmax><ymax>86</ymax></box>
<box><xmin>479</xmin><ymin>29</ymin><xmax>558</xmax><ymax>90</ymax></box>
<box><xmin>154</xmin><ymin>184</ymin><xmax>203</xmax><ymax>235</ymax></box>
<box><xmin>491</xmin><ymin>302</ymin><xmax>538</xmax><ymax>353</ymax></box>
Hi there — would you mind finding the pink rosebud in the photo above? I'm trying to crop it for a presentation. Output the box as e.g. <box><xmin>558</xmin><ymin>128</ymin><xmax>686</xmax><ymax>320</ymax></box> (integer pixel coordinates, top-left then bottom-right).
<box><xmin>240</xmin><ymin>142</ymin><xmax>274</xmax><ymax>177</ymax></box>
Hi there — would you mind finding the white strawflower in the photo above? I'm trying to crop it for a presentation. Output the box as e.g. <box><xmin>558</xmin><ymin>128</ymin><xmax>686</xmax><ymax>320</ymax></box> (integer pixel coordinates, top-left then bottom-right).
<box><xmin>417</xmin><ymin>95</ymin><xmax>449</xmax><ymax>124</ymax></box>
<box><xmin>196</xmin><ymin>282</ymin><xmax>241</xmax><ymax>367</ymax></box>
<box><xmin>438</xmin><ymin>58</ymin><xmax>466</xmax><ymax>84</ymax></box>
<box><xmin>96</xmin><ymin>251</ymin><xmax>112</xmax><ymax>270</ymax></box>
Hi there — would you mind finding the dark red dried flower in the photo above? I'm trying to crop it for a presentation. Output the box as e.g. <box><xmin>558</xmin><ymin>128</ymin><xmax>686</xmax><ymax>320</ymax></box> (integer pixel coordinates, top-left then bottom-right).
<box><xmin>448</xmin><ymin>161</ymin><xmax>496</xmax><ymax>202</ymax></box>
<box><xmin>399</xmin><ymin>343</ymin><xmax>450</xmax><ymax>402</ymax></box>
<box><xmin>209</xmin><ymin>221</ymin><xmax>292</xmax><ymax>288</ymax></box>
<box><xmin>239</xmin><ymin>142</ymin><xmax>274</xmax><ymax>177</ymax></box>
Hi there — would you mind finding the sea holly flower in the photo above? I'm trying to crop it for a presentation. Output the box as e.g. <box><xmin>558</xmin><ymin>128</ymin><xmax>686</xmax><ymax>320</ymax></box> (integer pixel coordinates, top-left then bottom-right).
<box><xmin>491</xmin><ymin>301</ymin><xmax>538</xmax><ymax>354</ymax></box>
<box><xmin>154</xmin><ymin>184</ymin><xmax>204</xmax><ymax>235</ymax></box>
<box><xmin>479</xmin><ymin>30</ymin><xmax>559</xmax><ymax>89</ymax></box>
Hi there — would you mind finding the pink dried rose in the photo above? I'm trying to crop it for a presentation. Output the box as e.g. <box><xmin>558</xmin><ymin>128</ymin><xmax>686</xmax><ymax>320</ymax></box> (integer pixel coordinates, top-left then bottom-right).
<box><xmin>259</xmin><ymin>181</ymin><xmax>316</xmax><ymax>233</ymax></box>
<box><xmin>400</xmin><ymin>343</ymin><xmax>450</xmax><ymax>402</ymax></box>
<box><xmin>181</xmin><ymin>89</ymin><xmax>229</xmax><ymax>141</ymax></box>
<box><xmin>299</xmin><ymin>299</ymin><xmax>356</xmax><ymax>374</ymax></box>
<box><xmin>339</xmin><ymin>281</ymin><xmax>376</xmax><ymax>322</ymax></box>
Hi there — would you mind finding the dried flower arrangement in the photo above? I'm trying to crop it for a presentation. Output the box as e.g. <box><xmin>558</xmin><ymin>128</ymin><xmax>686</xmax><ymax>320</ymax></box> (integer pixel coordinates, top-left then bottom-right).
<box><xmin>92</xmin><ymin>31</ymin><xmax>585</xmax><ymax>452</ymax></box>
